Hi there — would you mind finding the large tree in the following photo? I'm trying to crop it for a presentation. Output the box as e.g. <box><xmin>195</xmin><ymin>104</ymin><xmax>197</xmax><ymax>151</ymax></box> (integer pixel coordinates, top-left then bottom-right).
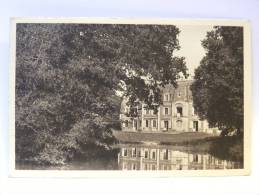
<box><xmin>16</xmin><ymin>23</ymin><xmax>187</xmax><ymax>165</ymax></box>
<box><xmin>190</xmin><ymin>26</ymin><xmax>243</xmax><ymax>135</ymax></box>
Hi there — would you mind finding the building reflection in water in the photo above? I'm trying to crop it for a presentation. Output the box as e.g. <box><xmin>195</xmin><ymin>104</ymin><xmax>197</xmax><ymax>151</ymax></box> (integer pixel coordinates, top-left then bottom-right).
<box><xmin>118</xmin><ymin>145</ymin><xmax>241</xmax><ymax>170</ymax></box>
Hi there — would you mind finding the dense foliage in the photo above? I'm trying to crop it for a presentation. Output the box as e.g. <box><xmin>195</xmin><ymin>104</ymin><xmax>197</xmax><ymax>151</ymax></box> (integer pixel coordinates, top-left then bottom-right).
<box><xmin>190</xmin><ymin>26</ymin><xmax>244</xmax><ymax>135</ymax></box>
<box><xmin>15</xmin><ymin>23</ymin><xmax>187</xmax><ymax>165</ymax></box>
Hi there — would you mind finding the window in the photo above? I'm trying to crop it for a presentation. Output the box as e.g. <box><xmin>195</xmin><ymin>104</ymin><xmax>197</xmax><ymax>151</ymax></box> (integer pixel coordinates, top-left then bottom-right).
<box><xmin>208</xmin><ymin>155</ymin><xmax>212</xmax><ymax>163</ymax></box>
<box><xmin>164</xmin><ymin>121</ymin><xmax>169</xmax><ymax>130</ymax></box>
<box><xmin>176</xmin><ymin>106</ymin><xmax>183</xmax><ymax>116</ymax></box>
<box><xmin>193</xmin><ymin>108</ymin><xmax>197</xmax><ymax>115</ymax></box>
<box><xmin>146</xmin><ymin>120</ymin><xmax>149</xmax><ymax>128</ymax></box>
<box><xmin>125</xmin><ymin>120</ymin><xmax>129</xmax><ymax>127</ymax></box>
<box><xmin>151</xmin><ymin>164</ymin><xmax>156</xmax><ymax>170</ymax></box>
<box><xmin>133</xmin><ymin>120</ymin><xmax>137</xmax><ymax>129</ymax></box>
<box><xmin>145</xmin><ymin>109</ymin><xmax>149</xmax><ymax>115</ymax></box>
<box><xmin>194</xmin><ymin>154</ymin><xmax>199</xmax><ymax>163</ymax></box>
<box><xmin>144</xmin><ymin>150</ymin><xmax>149</xmax><ymax>159</ymax></box>
<box><xmin>132</xmin><ymin>163</ymin><xmax>136</xmax><ymax>170</ymax></box>
<box><xmin>152</xmin><ymin>151</ymin><xmax>156</xmax><ymax>159</ymax></box>
<box><xmin>176</xmin><ymin>159</ymin><xmax>182</xmax><ymax>164</ymax></box>
<box><xmin>153</xmin><ymin>120</ymin><xmax>156</xmax><ymax>128</ymax></box>
<box><xmin>163</xmin><ymin>149</ymin><xmax>169</xmax><ymax>160</ymax></box>
<box><xmin>176</xmin><ymin>120</ymin><xmax>182</xmax><ymax>128</ymax></box>
<box><xmin>166</xmin><ymin>94</ymin><xmax>169</xmax><ymax>101</ymax></box>
<box><xmin>165</xmin><ymin>107</ymin><xmax>169</xmax><ymax>115</ymax></box>
<box><xmin>144</xmin><ymin>164</ymin><xmax>148</xmax><ymax>170</ymax></box>
<box><xmin>164</xmin><ymin>94</ymin><xmax>169</xmax><ymax>101</ymax></box>
<box><xmin>178</xmin><ymin>90</ymin><xmax>181</xmax><ymax>97</ymax></box>
<box><xmin>134</xmin><ymin>108</ymin><xmax>138</xmax><ymax>114</ymax></box>
<box><xmin>123</xmin><ymin>162</ymin><xmax>127</xmax><ymax>170</ymax></box>
<box><xmin>132</xmin><ymin>148</ymin><xmax>137</xmax><ymax>157</ymax></box>
<box><xmin>193</xmin><ymin>121</ymin><xmax>198</xmax><ymax>132</ymax></box>
<box><xmin>123</xmin><ymin>148</ymin><xmax>128</xmax><ymax>157</ymax></box>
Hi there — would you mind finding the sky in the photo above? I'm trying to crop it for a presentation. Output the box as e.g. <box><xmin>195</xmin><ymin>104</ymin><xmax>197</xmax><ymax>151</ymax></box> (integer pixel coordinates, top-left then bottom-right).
<box><xmin>175</xmin><ymin>25</ymin><xmax>214</xmax><ymax>78</ymax></box>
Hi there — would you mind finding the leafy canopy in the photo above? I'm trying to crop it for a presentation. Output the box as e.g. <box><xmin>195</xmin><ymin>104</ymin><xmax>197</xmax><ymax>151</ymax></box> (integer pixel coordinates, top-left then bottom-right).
<box><xmin>190</xmin><ymin>26</ymin><xmax>243</xmax><ymax>133</ymax></box>
<box><xmin>15</xmin><ymin>23</ymin><xmax>187</xmax><ymax>164</ymax></box>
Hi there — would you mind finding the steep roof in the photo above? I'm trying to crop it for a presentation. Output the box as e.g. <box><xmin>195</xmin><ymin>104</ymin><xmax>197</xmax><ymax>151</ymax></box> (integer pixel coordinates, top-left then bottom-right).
<box><xmin>161</xmin><ymin>79</ymin><xmax>193</xmax><ymax>92</ymax></box>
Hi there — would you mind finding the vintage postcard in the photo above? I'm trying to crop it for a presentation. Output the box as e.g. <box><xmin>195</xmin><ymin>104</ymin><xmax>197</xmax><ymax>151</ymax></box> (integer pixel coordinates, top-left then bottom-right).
<box><xmin>9</xmin><ymin>18</ymin><xmax>251</xmax><ymax>177</ymax></box>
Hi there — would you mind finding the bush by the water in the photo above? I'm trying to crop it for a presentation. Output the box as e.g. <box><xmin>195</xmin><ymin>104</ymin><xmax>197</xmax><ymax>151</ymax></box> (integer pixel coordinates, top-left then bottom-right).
<box><xmin>209</xmin><ymin>135</ymin><xmax>243</xmax><ymax>163</ymax></box>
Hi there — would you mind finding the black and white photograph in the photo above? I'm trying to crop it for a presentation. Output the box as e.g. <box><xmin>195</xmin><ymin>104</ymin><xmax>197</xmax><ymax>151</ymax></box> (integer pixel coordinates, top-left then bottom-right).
<box><xmin>10</xmin><ymin>19</ymin><xmax>251</xmax><ymax>175</ymax></box>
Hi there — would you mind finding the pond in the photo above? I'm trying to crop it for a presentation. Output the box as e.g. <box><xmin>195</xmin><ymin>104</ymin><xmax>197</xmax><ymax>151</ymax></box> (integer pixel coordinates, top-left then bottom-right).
<box><xmin>116</xmin><ymin>143</ymin><xmax>242</xmax><ymax>170</ymax></box>
<box><xmin>16</xmin><ymin>143</ymin><xmax>242</xmax><ymax>170</ymax></box>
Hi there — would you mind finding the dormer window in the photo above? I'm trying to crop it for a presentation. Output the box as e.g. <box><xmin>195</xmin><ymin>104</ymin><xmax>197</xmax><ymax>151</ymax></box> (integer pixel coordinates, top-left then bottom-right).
<box><xmin>145</xmin><ymin>109</ymin><xmax>149</xmax><ymax>115</ymax></box>
<box><xmin>164</xmin><ymin>94</ymin><xmax>169</xmax><ymax>101</ymax></box>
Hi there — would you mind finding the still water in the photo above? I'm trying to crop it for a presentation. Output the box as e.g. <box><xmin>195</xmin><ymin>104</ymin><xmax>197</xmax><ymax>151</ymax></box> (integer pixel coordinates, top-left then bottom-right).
<box><xmin>60</xmin><ymin>143</ymin><xmax>242</xmax><ymax>170</ymax></box>
<box><xmin>17</xmin><ymin>143</ymin><xmax>242</xmax><ymax>170</ymax></box>
<box><xmin>117</xmin><ymin>144</ymin><xmax>242</xmax><ymax>170</ymax></box>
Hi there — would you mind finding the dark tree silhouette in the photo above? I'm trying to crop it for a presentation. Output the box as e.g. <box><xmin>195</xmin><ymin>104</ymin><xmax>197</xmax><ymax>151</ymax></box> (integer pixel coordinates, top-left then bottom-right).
<box><xmin>190</xmin><ymin>26</ymin><xmax>243</xmax><ymax>136</ymax></box>
<box><xmin>15</xmin><ymin>23</ymin><xmax>187</xmax><ymax>165</ymax></box>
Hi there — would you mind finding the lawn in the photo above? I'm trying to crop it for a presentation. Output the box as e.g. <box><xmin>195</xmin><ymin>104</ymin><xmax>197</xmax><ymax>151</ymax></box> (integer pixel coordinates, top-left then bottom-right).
<box><xmin>113</xmin><ymin>130</ymin><xmax>217</xmax><ymax>144</ymax></box>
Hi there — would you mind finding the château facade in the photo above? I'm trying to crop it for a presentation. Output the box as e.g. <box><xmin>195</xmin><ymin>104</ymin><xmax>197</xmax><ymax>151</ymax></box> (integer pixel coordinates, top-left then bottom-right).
<box><xmin>120</xmin><ymin>80</ymin><xmax>218</xmax><ymax>134</ymax></box>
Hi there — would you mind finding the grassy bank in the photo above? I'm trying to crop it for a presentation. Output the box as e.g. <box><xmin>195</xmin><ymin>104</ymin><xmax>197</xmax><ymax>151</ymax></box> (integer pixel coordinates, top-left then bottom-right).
<box><xmin>113</xmin><ymin>130</ymin><xmax>216</xmax><ymax>144</ymax></box>
<box><xmin>16</xmin><ymin>146</ymin><xmax>119</xmax><ymax>170</ymax></box>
